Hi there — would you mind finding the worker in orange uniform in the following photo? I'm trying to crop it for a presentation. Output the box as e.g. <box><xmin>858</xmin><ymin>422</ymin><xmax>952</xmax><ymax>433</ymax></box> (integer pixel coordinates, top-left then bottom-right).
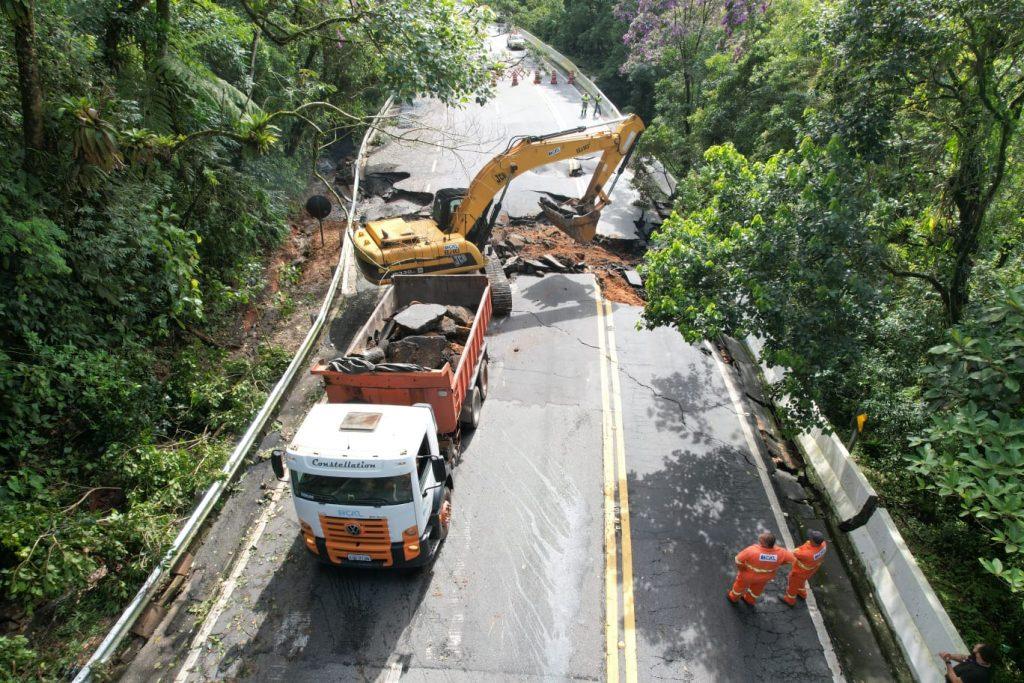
<box><xmin>782</xmin><ymin>530</ymin><xmax>827</xmax><ymax>606</ymax></box>
<box><xmin>728</xmin><ymin>532</ymin><xmax>793</xmax><ymax>605</ymax></box>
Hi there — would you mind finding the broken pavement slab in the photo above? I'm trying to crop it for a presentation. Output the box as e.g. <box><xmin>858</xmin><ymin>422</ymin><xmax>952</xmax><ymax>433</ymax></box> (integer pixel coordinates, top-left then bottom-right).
<box><xmin>444</xmin><ymin>305</ymin><xmax>474</xmax><ymax>326</ymax></box>
<box><xmin>623</xmin><ymin>269</ymin><xmax>643</xmax><ymax>288</ymax></box>
<box><xmin>392</xmin><ymin>303</ymin><xmax>446</xmax><ymax>334</ymax></box>
<box><xmin>772</xmin><ymin>469</ymin><xmax>810</xmax><ymax>503</ymax></box>
<box><xmin>541</xmin><ymin>254</ymin><xmax>569</xmax><ymax>272</ymax></box>
<box><xmin>386</xmin><ymin>335</ymin><xmax>450</xmax><ymax>369</ymax></box>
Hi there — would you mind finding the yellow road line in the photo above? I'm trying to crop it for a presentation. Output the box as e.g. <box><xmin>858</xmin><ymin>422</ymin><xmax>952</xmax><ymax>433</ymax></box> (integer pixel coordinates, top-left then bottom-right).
<box><xmin>605</xmin><ymin>300</ymin><xmax>638</xmax><ymax>683</ymax></box>
<box><xmin>596</xmin><ymin>294</ymin><xmax>620</xmax><ymax>683</ymax></box>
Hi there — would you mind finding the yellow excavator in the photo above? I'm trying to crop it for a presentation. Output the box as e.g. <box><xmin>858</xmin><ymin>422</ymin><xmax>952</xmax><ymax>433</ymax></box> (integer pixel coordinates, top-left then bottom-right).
<box><xmin>351</xmin><ymin>113</ymin><xmax>645</xmax><ymax>315</ymax></box>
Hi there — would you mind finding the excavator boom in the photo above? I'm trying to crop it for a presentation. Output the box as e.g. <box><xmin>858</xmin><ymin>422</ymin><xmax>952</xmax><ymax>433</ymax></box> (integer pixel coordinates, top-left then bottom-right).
<box><xmin>450</xmin><ymin>114</ymin><xmax>645</xmax><ymax>242</ymax></box>
<box><xmin>350</xmin><ymin>114</ymin><xmax>645</xmax><ymax>316</ymax></box>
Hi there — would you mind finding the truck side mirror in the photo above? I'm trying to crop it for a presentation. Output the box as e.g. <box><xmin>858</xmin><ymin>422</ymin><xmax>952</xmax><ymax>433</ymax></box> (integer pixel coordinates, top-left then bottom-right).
<box><xmin>431</xmin><ymin>456</ymin><xmax>447</xmax><ymax>485</ymax></box>
<box><xmin>270</xmin><ymin>449</ymin><xmax>286</xmax><ymax>480</ymax></box>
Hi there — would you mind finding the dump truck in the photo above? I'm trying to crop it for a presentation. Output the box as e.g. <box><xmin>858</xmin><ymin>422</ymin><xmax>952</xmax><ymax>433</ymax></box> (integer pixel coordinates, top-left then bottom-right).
<box><xmin>270</xmin><ymin>275</ymin><xmax>491</xmax><ymax>568</ymax></box>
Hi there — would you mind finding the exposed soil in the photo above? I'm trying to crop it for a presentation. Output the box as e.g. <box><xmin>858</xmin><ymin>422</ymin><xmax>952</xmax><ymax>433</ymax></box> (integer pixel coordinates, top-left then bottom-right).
<box><xmin>493</xmin><ymin>222</ymin><xmax>646</xmax><ymax>306</ymax></box>
<box><xmin>202</xmin><ymin>175</ymin><xmax>354</xmax><ymax>357</ymax></box>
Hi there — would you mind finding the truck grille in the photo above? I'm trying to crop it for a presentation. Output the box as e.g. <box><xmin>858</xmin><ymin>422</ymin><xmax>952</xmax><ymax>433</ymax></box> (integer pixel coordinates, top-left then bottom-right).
<box><xmin>319</xmin><ymin>515</ymin><xmax>393</xmax><ymax>566</ymax></box>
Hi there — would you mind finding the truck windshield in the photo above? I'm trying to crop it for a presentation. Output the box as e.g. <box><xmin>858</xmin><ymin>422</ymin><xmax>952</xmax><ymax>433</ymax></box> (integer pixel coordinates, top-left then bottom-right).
<box><xmin>292</xmin><ymin>472</ymin><xmax>413</xmax><ymax>506</ymax></box>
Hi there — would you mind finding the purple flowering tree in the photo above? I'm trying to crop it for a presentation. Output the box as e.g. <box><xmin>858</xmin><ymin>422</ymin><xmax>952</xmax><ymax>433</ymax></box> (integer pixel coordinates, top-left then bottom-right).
<box><xmin>614</xmin><ymin>0</ymin><xmax>765</xmax><ymax>133</ymax></box>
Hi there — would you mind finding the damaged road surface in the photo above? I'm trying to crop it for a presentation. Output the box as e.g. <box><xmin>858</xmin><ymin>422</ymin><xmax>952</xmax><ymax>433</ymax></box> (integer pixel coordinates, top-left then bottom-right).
<box><xmin>122</xmin><ymin>276</ymin><xmax>848</xmax><ymax>682</ymax></box>
<box><xmin>117</xmin><ymin>28</ymin><xmax>891</xmax><ymax>683</ymax></box>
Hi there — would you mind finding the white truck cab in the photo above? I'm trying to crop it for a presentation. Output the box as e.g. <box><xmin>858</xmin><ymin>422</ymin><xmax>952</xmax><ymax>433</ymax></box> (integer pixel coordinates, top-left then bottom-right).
<box><xmin>271</xmin><ymin>403</ymin><xmax>454</xmax><ymax>568</ymax></box>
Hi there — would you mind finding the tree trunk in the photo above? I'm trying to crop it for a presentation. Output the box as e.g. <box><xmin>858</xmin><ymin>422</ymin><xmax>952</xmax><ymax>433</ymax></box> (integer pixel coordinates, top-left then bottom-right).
<box><xmin>682</xmin><ymin>70</ymin><xmax>693</xmax><ymax>136</ymax></box>
<box><xmin>10</xmin><ymin>1</ymin><xmax>46</xmax><ymax>172</ymax></box>
<box><xmin>102</xmin><ymin>0</ymin><xmax>151</xmax><ymax>74</ymax></box>
<box><xmin>155</xmin><ymin>0</ymin><xmax>170</xmax><ymax>57</ymax></box>
<box><xmin>284</xmin><ymin>41</ymin><xmax>321</xmax><ymax>157</ymax></box>
<box><xmin>945</xmin><ymin>116</ymin><xmax>1011</xmax><ymax>324</ymax></box>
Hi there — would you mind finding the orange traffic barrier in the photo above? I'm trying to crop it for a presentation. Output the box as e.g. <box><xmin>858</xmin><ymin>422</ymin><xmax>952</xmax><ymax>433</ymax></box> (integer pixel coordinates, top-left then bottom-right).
<box><xmin>511</xmin><ymin>71</ymin><xmax>519</xmax><ymax>86</ymax></box>
<box><xmin>534</xmin><ymin>69</ymin><xmax>541</xmax><ymax>84</ymax></box>
<box><xmin>550</xmin><ymin>71</ymin><xmax>558</xmax><ymax>85</ymax></box>
<box><xmin>568</xmin><ymin>70</ymin><xmax>575</xmax><ymax>84</ymax></box>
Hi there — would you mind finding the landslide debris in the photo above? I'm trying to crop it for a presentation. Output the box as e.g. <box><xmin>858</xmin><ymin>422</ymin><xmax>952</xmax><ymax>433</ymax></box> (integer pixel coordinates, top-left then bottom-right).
<box><xmin>492</xmin><ymin>222</ymin><xmax>647</xmax><ymax>306</ymax></box>
<box><xmin>329</xmin><ymin>302</ymin><xmax>473</xmax><ymax>371</ymax></box>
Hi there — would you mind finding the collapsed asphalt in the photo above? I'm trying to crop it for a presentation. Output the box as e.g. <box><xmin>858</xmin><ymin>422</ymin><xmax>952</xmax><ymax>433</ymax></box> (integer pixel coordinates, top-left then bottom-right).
<box><xmin>119</xmin><ymin>29</ymin><xmax>891</xmax><ymax>682</ymax></box>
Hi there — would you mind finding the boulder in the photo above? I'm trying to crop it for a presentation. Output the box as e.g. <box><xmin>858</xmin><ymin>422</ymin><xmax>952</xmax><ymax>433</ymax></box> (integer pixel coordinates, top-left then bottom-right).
<box><xmin>438</xmin><ymin>316</ymin><xmax>459</xmax><ymax>338</ymax></box>
<box><xmin>386</xmin><ymin>335</ymin><xmax>450</xmax><ymax>369</ymax></box>
<box><xmin>444</xmin><ymin>305</ymin><xmax>474</xmax><ymax>326</ymax></box>
<box><xmin>507</xmin><ymin>233</ymin><xmax>527</xmax><ymax>249</ymax></box>
<box><xmin>393</xmin><ymin>303</ymin><xmax>446</xmax><ymax>334</ymax></box>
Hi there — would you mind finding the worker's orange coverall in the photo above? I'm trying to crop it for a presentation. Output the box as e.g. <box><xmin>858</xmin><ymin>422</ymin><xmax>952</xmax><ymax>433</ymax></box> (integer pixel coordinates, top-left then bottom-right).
<box><xmin>782</xmin><ymin>540</ymin><xmax>828</xmax><ymax>605</ymax></box>
<box><xmin>728</xmin><ymin>544</ymin><xmax>793</xmax><ymax>604</ymax></box>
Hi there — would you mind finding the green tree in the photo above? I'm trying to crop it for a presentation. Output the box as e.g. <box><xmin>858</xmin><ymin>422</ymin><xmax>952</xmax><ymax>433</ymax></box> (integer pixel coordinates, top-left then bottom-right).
<box><xmin>641</xmin><ymin>139</ymin><xmax>884</xmax><ymax>426</ymax></box>
<box><xmin>0</xmin><ymin>0</ymin><xmax>496</xmax><ymax>674</ymax></box>
<box><xmin>819</xmin><ymin>0</ymin><xmax>1024</xmax><ymax>324</ymax></box>
<box><xmin>909</xmin><ymin>286</ymin><xmax>1024</xmax><ymax>597</ymax></box>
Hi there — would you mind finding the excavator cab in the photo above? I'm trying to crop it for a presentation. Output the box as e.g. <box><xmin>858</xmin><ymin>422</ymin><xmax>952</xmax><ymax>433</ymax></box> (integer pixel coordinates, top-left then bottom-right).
<box><xmin>432</xmin><ymin>187</ymin><xmax>494</xmax><ymax>248</ymax></box>
<box><xmin>432</xmin><ymin>188</ymin><xmax>466</xmax><ymax>232</ymax></box>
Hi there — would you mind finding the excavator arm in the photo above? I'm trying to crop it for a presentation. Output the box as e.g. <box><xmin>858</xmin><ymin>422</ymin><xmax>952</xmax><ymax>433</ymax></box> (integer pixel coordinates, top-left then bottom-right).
<box><xmin>449</xmin><ymin>114</ymin><xmax>645</xmax><ymax>242</ymax></box>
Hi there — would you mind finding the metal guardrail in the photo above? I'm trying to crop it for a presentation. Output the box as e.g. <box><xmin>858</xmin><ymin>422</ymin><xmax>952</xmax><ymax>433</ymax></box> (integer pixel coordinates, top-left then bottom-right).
<box><xmin>72</xmin><ymin>96</ymin><xmax>395</xmax><ymax>682</ymax></box>
<box><xmin>517</xmin><ymin>28</ymin><xmax>621</xmax><ymax>119</ymax></box>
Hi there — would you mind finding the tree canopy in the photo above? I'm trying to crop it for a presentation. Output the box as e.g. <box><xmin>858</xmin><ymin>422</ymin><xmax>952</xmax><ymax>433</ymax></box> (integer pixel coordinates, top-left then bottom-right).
<box><xmin>500</xmin><ymin>0</ymin><xmax>1024</xmax><ymax>672</ymax></box>
<box><xmin>0</xmin><ymin>0</ymin><xmax>493</xmax><ymax>676</ymax></box>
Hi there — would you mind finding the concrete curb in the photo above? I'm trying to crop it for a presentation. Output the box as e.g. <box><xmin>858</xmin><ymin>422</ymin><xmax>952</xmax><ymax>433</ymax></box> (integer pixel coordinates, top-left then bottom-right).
<box><xmin>746</xmin><ymin>337</ymin><xmax>967</xmax><ymax>683</ymax></box>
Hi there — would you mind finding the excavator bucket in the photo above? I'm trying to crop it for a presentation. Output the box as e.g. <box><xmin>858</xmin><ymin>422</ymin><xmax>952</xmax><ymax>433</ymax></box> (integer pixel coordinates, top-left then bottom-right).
<box><xmin>538</xmin><ymin>195</ymin><xmax>601</xmax><ymax>243</ymax></box>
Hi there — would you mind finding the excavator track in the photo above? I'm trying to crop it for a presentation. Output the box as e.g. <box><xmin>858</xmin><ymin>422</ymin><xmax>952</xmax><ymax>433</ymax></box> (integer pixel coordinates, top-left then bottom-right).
<box><xmin>484</xmin><ymin>256</ymin><xmax>513</xmax><ymax>317</ymax></box>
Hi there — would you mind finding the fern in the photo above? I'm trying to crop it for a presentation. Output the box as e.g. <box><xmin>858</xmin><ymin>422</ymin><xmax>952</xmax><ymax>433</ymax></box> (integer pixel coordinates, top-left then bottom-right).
<box><xmin>145</xmin><ymin>54</ymin><xmax>261</xmax><ymax>132</ymax></box>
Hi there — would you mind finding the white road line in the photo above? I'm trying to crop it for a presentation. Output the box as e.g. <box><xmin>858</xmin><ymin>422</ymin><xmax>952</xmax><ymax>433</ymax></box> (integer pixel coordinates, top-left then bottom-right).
<box><xmin>174</xmin><ymin>481</ymin><xmax>286</xmax><ymax>682</ymax></box>
<box><xmin>706</xmin><ymin>341</ymin><xmax>845</xmax><ymax>682</ymax></box>
<box><xmin>430</xmin><ymin>157</ymin><xmax>438</xmax><ymax>173</ymax></box>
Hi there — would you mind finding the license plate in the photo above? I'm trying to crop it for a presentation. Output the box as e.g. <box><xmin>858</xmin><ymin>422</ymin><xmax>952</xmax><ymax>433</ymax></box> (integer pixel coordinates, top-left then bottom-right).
<box><xmin>347</xmin><ymin>554</ymin><xmax>372</xmax><ymax>562</ymax></box>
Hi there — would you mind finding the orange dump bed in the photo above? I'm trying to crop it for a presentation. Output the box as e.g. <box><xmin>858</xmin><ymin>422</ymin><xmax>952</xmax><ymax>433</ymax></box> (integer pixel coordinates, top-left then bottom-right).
<box><xmin>311</xmin><ymin>275</ymin><xmax>491</xmax><ymax>434</ymax></box>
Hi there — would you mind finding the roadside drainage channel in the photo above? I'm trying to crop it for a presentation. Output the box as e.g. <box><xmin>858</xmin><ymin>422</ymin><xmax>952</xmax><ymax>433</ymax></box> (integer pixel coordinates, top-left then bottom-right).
<box><xmin>718</xmin><ymin>337</ymin><xmax>909</xmax><ymax>681</ymax></box>
<box><xmin>740</xmin><ymin>336</ymin><xmax>967</xmax><ymax>683</ymax></box>
<box><xmin>72</xmin><ymin>96</ymin><xmax>395</xmax><ymax>682</ymax></box>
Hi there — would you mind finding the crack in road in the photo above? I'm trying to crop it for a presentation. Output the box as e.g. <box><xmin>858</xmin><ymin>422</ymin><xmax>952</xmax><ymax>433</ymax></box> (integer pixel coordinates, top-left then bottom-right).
<box><xmin>513</xmin><ymin>309</ymin><xmax>691</xmax><ymax>425</ymax></box>
<box><xmin>511</xmin><ymin>311</ymin><xmax>770</xmax><ymax>469</ymax></box>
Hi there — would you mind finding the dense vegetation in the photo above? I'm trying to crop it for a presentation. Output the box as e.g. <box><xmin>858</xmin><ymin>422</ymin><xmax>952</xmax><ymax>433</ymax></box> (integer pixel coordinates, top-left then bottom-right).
<box><xmin>503</xmin><ymin>0</ymin><xmax>1023</xmax><ymax>675</ymax></box>
<box><xmin>0</xmin><ymin>0</ymin><xmax>492</xmax><ymax>677</ymax></box>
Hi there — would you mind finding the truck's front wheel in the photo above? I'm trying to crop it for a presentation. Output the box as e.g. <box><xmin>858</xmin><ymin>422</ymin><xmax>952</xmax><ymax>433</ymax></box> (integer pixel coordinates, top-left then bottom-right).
<box><xmin>432</xmin><ymin>487</ymin><xmax>453</xmax><ymax>541</ymax></box>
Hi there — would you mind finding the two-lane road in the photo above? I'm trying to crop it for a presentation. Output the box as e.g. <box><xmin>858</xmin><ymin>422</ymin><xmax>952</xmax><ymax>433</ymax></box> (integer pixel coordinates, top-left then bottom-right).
<box><xmin>121</xmin><ymin>29</ymin><xmax>883</xmax><ymax>682</ymax></box>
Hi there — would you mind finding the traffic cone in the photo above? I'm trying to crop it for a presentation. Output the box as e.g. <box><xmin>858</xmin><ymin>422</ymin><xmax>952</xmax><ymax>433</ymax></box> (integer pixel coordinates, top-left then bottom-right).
<box><xmin>550</xmin><ymin>71</ymin><xmax>558</xmax><ymax>85</ymax></box>
<box><xmin>567</xmin><ymin>70</ymin><xmax>575</xmax><ymax>85</ymax></box>
<box><xmin>534</xmin><ymin>69</ymin><xmax>541</xmax><ymax>84</ymax></box>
